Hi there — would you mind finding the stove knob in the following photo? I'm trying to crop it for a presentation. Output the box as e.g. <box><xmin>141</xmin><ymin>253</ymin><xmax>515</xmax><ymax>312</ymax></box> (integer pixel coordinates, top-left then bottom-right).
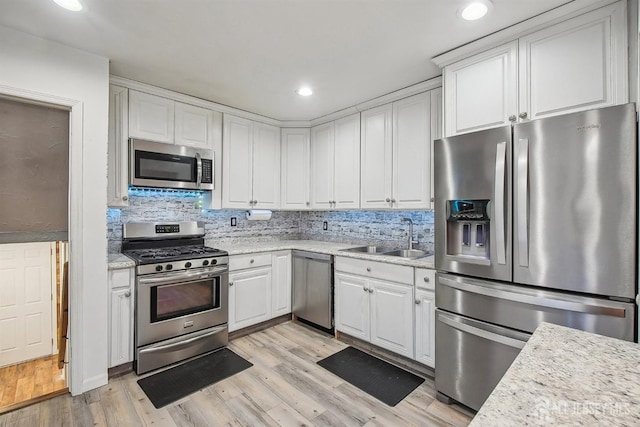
<box><xmin>155</xmin><ymin>265</ymin><xmax>163</xmax><ymax>272</ymax></box>
<box><xmin>166</xmin><ymin>264</ymin><xmax>173</xmax><ymax>271</ymax></box>
<box><xmin>185</xmin><ymin>262</ymin><xmax>192</xmax><ymax>268</ymax></box>
<box><xmin>211</xmin><ymin>259</ymin><xmax>217</xmax><ymax>265</ymax></box>
<box><xmin>202</xmin><ymin>260</ymin><xmax>210</xmax><ymax>266</ymax></box>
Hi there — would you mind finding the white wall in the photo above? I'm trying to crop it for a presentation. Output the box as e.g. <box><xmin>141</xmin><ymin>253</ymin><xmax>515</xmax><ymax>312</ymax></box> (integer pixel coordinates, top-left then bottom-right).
<box><xmin>0</xmin><ymin>25</ymin><xmax>109</xmax><ymax>394</ymax></box>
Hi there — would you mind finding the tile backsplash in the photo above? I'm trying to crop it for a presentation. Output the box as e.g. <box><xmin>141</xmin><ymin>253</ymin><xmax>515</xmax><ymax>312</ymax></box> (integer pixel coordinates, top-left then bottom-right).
<box><xmin>107</xmin><ymin>193</ymin><xmax>434</xmax><ymax>253</ymax></box>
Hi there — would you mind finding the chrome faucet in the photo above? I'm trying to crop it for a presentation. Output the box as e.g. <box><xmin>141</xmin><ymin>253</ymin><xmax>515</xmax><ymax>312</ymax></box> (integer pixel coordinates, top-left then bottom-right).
<box><xmin>401</xmin><ymin>218</ymin><xmax>417</xmax><ymax>250</ymax></box>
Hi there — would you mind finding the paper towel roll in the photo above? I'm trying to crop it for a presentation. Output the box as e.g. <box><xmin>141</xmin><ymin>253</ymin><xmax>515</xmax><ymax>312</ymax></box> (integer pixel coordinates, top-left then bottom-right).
<box><xmin>246</xmin><ymin>209</ymin><xmax>272</xmax><ymax>221</ymax></box>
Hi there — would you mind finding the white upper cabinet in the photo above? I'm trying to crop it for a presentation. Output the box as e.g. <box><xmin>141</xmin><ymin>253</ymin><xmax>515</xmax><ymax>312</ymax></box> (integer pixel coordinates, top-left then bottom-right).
<box><xmin>281</xmin><ymin>128</ymin><xmax>311</xmax><ymax>210</ymax></box>
<box><xmin>518</xmin><ymin>3</ymin><xmax>627</xmax><ymax>121</ymax></box>
<box><xmin>360</xmin><ymin>91</ymin><xmax>436</xmax><ymax>210</ymax></box>
<box><xmin>107</xmin><ymin>85</ymin><xmax>130</xmax><ymax>208</ymax></box>
<box><xmin>222</xmin><ymin>114</ymin><xmax>280</xmax><ymax>209</ymax></box>
<box><xmin>129</xmin><ymin>90</ymin><xmax>216</xmax><ymax>150</ymax></box>
<box><xmin>444</xmin><ymin>42</ymin><xmax>518</xmax><ymax>137</ymax></box>
<box><xmin>442</xmin><ymin>2</ymin><xmax>627</xmax><ymax>136</ymax></box>
<box><xmin>129</xmin><ymin>91</ymin><xmax>175</xmax><ymax>143</ymax></box>
<box><xmin>310</xmin><ymin>113</ymin><xmax>360</xmax><ymax>210</ymax></box>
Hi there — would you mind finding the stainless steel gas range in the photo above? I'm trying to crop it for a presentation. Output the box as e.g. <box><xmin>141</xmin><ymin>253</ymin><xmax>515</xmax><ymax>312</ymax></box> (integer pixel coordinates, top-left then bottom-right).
<box><xmin>122</xmin><ymin>221</ymin><xmax>229</xmax><ymax>374</ymax></box>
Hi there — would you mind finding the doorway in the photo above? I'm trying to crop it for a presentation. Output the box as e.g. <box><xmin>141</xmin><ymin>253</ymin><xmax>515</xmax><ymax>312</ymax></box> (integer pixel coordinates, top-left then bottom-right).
<box><xmin>0</xmin><ymin>97</ymin><xmax>70</xmax><ymax>413</ymax></box>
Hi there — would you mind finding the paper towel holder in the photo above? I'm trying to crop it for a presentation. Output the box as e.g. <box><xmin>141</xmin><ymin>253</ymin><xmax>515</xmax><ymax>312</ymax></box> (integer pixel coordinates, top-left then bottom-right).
<box><xmin>246</xmin><ymin>209</ymin><xmax>272</xmax><ymax>221</ymax></box>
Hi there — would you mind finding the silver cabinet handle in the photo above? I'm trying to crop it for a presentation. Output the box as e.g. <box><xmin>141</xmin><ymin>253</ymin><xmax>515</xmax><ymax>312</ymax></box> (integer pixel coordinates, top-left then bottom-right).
<box><xmin>124</xmin><ymin>290</ymin><xmax>131</xmax><ymax>297</ymax></box>
<box><xmin>306</xmin><ymin>201</ymin><xmax>310</xmax><ymax>206</ymax></box>
<box><xmin>250</xmin><ymin>259</ymin><xmax>254</xmax><ymax>264</ymax></box>
<box><xmin>368</xmin><ymin>288</ymin><xmax>373</xmax><ymax>293</ymax></box>
<box><xmin>423</xmin><ymin>277</ymin><xmax>430</xmax><ymax>283</ymax></box>
<box><xmin>509</xmin><ymin>115</ymin><xmax>517</xmax><ymax>122</ymax></box>
<box><xmin>519</xmin><ymin>112</ymin><xmax>528</xmax><ymax>120</ymax></box>
<box><xmin>229</xmin><ymin>282</ymin><xmax>234</xmax><ymax>286</ymax></box>
<box><xmin>363</xmin><ymin>286</ymin><xmax>368</xmax><ymax>292</ymax></box>
<box><xmin>122</xmin><ymin>195</ymin><xmax>128</xmax><ymax>201</ymax></box>
<box><xmin>366</xmin><ymin>267</ymin><xmax>371</xmax><ymax>272</ymax></box>
<box><xmin>494</xmin><ymin>140</ymin><xmax>507</xmax><ymax>265</ymax></box>
<box><xmin>516</xmin><ymin>138</ymin><xmax>529</xmax><ymax>267</ymax></box>
<box><xmin>386</xmin><ymin>198</ymin><xmax>391</xmax><ymax>202</ymax></box>
<box><xmin>390</xmin><ymin>198</ymin><xmax>396</xmax><ymax>203</ymax></box>
<box><xmin>415</xmin><ymin>299</ymin><xmax>421</xmax><ymax>305</ymax></box>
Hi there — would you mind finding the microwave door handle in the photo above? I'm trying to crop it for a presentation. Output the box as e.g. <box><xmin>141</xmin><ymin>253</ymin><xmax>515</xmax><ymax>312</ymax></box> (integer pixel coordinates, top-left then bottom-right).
<box><xmin>196</xmin><ymin>152</ymin><xmax>202</xmax><ymax>189</ymax></box>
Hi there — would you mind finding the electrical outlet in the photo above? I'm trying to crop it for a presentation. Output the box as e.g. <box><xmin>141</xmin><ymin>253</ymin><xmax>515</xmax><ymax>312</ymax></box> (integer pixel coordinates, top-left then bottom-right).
<box><xmin>323</xmin><ymin>221</ymin><xmax>328</xmax><ymax>231</ymax></box>
<box><xmin>230</xmin><ymin>217</ymin><xmax>237</xmax><ymax>227</ymax></box>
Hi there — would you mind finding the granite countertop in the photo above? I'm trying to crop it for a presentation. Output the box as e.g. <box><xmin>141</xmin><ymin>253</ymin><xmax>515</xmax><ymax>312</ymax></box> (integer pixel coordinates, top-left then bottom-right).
<box><xmin>108</xmin><ymin>253</ymin><xmax>136</xmax><ymax>270</ymax></box>
<box><xmin>470</xmin><ymin>322</ymin><xmax>640</xmax><ymax>426</ymax></box>
<box><xmin>211</xmin><ymin>239</ymin><xmax>435</xmax><ymax>269</ymax></box>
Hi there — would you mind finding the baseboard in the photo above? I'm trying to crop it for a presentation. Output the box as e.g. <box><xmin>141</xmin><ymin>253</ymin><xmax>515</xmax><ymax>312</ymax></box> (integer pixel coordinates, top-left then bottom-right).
<box><xmin>229</xmin><ymin>314</ymin><xmax>292</xmax><ymax>340</ymax></box>
<box><xmin>108</xmin><ymin>362</ymin><xmax>133</xmax><ymax>379</ymax></box>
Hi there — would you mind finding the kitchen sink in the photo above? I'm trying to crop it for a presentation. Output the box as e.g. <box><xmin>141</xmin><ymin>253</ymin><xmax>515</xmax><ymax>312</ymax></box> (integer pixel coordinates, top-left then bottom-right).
<box><xmin>340</xmin><ymin>245</ymin><xmax>396</xmax><ymax>254</ymax></box>
<box><xmin>383</xmin><ymin>249</ymin><xmax>431</xmax><ymax>259</ymax></box>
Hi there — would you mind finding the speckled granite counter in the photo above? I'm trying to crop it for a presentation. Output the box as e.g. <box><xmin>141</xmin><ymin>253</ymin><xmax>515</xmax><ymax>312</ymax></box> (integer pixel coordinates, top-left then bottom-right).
<box><xmin>108</xmin><ymin>253</ymin><xmax>135</xmax><ymax>270</ymax></box>
<box><xmin>209</xmin><ymin>239</ymin><xmax>435</xmax><ymax>269</ymax></box>
<box><xmin>470</xmin><ymin>322</ymin><xmax>640</xmax><ymax>426</ymax></box>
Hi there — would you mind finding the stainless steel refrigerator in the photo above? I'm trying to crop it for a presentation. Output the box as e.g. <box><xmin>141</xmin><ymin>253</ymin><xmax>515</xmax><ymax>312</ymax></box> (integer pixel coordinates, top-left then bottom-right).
<box><xmin>433</xmin><ymin>103</ymin><xmax>638</xmax><ymax>411</ymax></box>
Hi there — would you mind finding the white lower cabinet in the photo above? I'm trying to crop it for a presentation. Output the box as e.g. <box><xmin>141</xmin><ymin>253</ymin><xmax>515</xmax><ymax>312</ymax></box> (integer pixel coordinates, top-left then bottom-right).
<box><xmin>335</xmin><ymin>257</ymin><xmax>414</xmax><ymax>358</ymax></box>
<box><xmin>108</xmin><ymin>267</ymin><xmax>134</xmax><ymax>368</ymax></box>
<box><xmin>414</xmin><ymin>268</ymin><xmax>436</xmax><ymax>368</ymax></box>
<box><xmin>228</xmin><ymin>251</ymin><xmax>292</xmax><ymax>332</ymax></box>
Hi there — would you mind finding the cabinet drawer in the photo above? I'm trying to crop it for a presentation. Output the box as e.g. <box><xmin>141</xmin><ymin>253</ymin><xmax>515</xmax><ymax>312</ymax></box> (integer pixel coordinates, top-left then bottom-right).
<box><xmin>335</xmin><ymin>257</ymin><xmax>413</xmax><ymax>285</ymax></box>
<box><xmin>229</xmin><ymin>253</ymin><xmax>272</xmax><ymax>271</ymax></box>
<box><xmin>109</xmin><ymin>268</ymin><xmax>132</xmax><ymax>290</ymax></box>
<box><xmin>415</xmin><ymin>268</ymin><xmax>435</xmax><ymax>291</ymax></box>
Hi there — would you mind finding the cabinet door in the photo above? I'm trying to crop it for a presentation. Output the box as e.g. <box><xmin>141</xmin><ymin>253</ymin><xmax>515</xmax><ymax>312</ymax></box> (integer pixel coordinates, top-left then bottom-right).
<box><xmin>222</xmin><ymin>114</ymin><xmax>253</xmax><ymax>208</ymax></box>
<box><xmin>369</xmin><ymin>279</ymin><xmax>414</xmax><ymax>358</ymax></box>
<box><xmin>310</xmin><ymin>122</ymin><xmax>335</xmax><ymax>209</ymax></box>
<box><xmin>333</xmin><ymin>113</ymin><xmax>361</xmax><ymax>209</ymax></box>
<box><xmin>129</xmin><ymin>91</ymin><xmax>175</xmax><ymax>143</ymax></box>
<box><xmin>414</xmin><ymin>289</ymin><xmax>435</xmax><ymax>367</ymax></box>
<box><xmin>252</xmin><ymin>122</ymin><xmax>281</xmax><ymax>209</ymax></box>
<box><xmin>271</xmin><ymin>251</ymin><xmax>292</xmax><ymax>317</ymax></box>
<box><xmin>360</xmin><ymin>105</ymin><xmax>393</xmax><ymax>209</ymax></box>
<box><xmin>107</xmin><ymin>85</ymin><xmax>130</xmax><ymax>207</ymax></box>
<box><xmin>174</xmin><ymin>102</ymin><xmax>213</xmax><ymax>149</ymax></box>
<box><xmin>519</xmin><ymin>3</ymin><xmax>627</xmax><ymax>121</ymax></box>
<box><xmin>392</xmin><ymin>92</ymin><xmax>431</xmax><ymax>209</ymax></box>
<box><xmin>228</xmin><ymin>267</ymin><xmax>272</xmax><ymax>332</ymax></box>
<box><xmin>108</xmin><ymin>268</ymin><xmax>133</xmax><ymax>368</ymax></box>
<box><xmin>444</xmin><ymin>42</ymin><xmax>518</xmax><ymax>136</ymax></box>
<box><xmin>281</xmin><ymin>128</ymin><xmax>310</xmax><ymax>210</ymax></box>
<box><xmin>334</xmin><ymin>272</ymin><xmax>370</xmax><ymax>341</ymax></box>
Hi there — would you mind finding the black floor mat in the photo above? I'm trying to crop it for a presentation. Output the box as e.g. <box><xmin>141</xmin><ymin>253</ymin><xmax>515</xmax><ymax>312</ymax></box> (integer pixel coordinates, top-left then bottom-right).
<box><xmin>137</xmin><ymin>348</ymin><xmax>252</xmax><ymax>408</ymax></box>
<box><xmin>317</xmin><ymin>346</ymin><xmax>424</xmax><ymax>406</ymax></box>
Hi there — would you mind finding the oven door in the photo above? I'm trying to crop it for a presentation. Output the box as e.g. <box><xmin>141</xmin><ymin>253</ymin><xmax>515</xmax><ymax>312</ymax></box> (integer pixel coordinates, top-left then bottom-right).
<box><xmin>130</xmin><ymin>138</ymin><xmax>214</xmax><ymax>190</ymax></box>
<box><xmin>136</xmin><ymin>266</ymin><xmax>228</xmax><ymax>347</ymax></box>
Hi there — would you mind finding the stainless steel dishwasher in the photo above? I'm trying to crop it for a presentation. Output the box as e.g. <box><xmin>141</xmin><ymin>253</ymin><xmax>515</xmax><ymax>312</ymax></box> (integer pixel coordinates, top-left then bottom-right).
<box><xmin>292</xmin><ymin>251</ymin><xmax>334</xmax><ymax>332</ymax></box>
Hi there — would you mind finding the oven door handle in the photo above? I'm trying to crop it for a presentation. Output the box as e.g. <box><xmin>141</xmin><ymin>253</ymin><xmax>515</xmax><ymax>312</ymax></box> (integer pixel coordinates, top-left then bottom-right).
<box><xmin>138</xmin><ymin>267</ymin><xmax>228</xmax><ymax>286</ymax></box>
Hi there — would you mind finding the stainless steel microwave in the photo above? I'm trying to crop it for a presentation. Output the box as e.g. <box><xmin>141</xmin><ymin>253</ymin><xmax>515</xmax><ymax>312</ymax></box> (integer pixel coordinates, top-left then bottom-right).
<box><xmin>129</xmin><ymin>139</ymin><xmax>214</xmax><ymax>190</ymax></box>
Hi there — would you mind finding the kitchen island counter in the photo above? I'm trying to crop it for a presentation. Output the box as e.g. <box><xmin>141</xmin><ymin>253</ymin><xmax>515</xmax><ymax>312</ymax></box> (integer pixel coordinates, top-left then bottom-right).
<box><xmin>210</xmin><ymin>239</ymin><xmax>434</xmax><ymax>269</ymax></box>
<box><xmin>470</xmin><ymin>322</ymin><xmax>640</xmax><ymax>426</ymax></box>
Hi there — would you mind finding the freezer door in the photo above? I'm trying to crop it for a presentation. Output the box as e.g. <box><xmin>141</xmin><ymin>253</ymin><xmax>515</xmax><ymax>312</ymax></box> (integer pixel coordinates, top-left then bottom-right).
<box><xmin>434</xmin><ymin>126</ymin><xmax>512</xmax><ymax>282</ymax></box>
<box><xmin>513</xmin><ymin>103</ymin><xmax>637</xmax><ymax>299</ymax></box>
<box><xmin>436</xmin><ymin>272</ymin><xmax>636</xmax><ymax>341</ymax></box>
<box><xmin>435</xmin><ymin>309</ymin><xmax>530</xmax><ymax>411</ymax></box>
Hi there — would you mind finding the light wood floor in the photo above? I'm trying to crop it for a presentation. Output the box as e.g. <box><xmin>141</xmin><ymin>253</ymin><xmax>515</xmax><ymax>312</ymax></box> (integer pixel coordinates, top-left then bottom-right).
<box><xmin>0</xmin><ymin>321</ymin><xmax>473</xmax><ymax>426</ymax></box>
<box><xmin>0</xmin><ymin>355</ymin><xmax>67</xmax><ymax>412</ymax></box>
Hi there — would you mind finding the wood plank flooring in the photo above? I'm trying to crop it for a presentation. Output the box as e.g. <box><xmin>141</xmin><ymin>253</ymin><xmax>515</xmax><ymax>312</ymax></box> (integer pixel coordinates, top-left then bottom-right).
<box><xmin>0</xmin><ymin>355</ymin><xmax>67</xmax><ymax>413</ymax></box>
<box><xmin>0</xmin><ymin>322</ymin><xmax>473</xmax><ymax>426</ymax></box>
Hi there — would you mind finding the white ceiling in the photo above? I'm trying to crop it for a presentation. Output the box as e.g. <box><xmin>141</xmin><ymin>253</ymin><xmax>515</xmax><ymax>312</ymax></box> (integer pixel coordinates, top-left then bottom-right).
<box><xmin>0</xmin><ymin>0</ymin><xmax>600</xmax><ymax>121</ymax></box>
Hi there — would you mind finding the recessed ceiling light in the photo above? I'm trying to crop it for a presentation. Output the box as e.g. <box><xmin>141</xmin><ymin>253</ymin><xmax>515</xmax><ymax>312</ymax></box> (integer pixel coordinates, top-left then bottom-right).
<box><xmin>53</xmin><ymin>0</ymin><xmax>83</xmax><ymax>12</ymax></box>
<box><xmin>460</xmin><ymin>1</ymin><xmax>491</xmax><ymax>21</ymax></box>
<box><xmin>297</xmin><ymin>87</ymin><xmax>313</xmax><ymax>97</ymax></box>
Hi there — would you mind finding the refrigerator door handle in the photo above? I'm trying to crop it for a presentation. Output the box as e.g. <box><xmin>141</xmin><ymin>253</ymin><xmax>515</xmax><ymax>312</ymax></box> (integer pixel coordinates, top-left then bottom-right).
<box><xmin>438</xmin><ymin>311</ymin><xmax>527</xmax><ymax>349</ymax></box>
<box><xmin>494</xmin><ymin>141</ymin><xmax>507</xmax><ymax>265</ymax></box>
<box><xmin>516</xmin><ymin>138</ymin><xmax>529</xmax><ymax>267</ymax></box>
<box><xmin>439</xmin><ymin>276</ymin><xmax>628</xmax><ymax>318</ymax></box>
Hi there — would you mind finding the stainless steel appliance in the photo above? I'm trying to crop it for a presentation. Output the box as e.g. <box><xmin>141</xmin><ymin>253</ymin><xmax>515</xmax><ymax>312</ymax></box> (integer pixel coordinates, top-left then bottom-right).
<box><xmin>292</xmin><ymin>251</ymin><xmax>334</xmax><ymax>332</ymax></box>
<box><xmin>434</xmin><ymin>103</ymin><xmax>638</xmax><ymax>411</ymax></box>
<box><xmin>122</xmin><ymin>221</ymin><xmax>229</xmax><ymax>374</ymax></box>
<box><xmin>129</xmin><ymin>138</ymin><xmax>214</xmax><ymax>190</ymax></box>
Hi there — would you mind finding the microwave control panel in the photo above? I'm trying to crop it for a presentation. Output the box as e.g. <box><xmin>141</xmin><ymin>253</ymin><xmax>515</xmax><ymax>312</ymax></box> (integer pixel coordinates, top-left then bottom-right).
<box><xmin>202</xmin><ymin>159</ymin><xmax>213</xmax><ymax>184</ymax></box>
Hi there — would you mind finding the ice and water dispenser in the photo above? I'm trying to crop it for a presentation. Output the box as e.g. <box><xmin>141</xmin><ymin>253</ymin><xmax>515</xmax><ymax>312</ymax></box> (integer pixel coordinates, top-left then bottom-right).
<box><xmin>446</xmin><ymin>200</ymin><xmax>490</xmax><ymax>261</ymax></box>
